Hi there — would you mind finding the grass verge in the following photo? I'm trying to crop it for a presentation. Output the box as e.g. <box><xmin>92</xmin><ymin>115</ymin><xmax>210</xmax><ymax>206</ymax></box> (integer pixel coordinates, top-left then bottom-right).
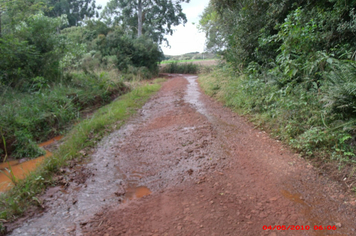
<box><xmin>0</xmin><ymin>78</ymin><xmax>165</xmax><ymax>222</ymax></box>
<box><xmin>0</xmin><ymin>70</ymin><xmax>128</xmax><ymax>159</ymax></box>
<box><xmin>198</xmin><ymin>66</ymin><xmax>356</xmax><ymax>189</ymax></box>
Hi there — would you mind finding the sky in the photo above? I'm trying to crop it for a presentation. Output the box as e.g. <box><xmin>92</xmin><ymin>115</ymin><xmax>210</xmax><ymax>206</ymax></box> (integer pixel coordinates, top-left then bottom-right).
<box><xmin>95</xmin><ymin>0</ymin><xmax>210</xmax><ymax>55</ymax></box>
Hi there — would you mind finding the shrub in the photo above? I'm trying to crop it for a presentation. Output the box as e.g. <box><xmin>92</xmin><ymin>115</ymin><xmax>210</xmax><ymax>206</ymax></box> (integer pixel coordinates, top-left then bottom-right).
<box><xmin>160</xmin><ymin>62</ymin><xmax>199</xmax><ymax>74</ymax></box>
<box><xmin>199</xmin><ymin>65</ymin><xmax>356</xmax><ymax>162</ymax></box>
<box><xmin>0</xmin><ymin>70</ymin><xmax>127</xmax><ymax>159</ymax></box>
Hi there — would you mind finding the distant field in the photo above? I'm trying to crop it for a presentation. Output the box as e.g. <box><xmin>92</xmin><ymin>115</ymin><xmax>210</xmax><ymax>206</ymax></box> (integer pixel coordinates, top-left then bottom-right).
<box><xmin>161</xmin><ymin>59</ymin><xmax>217</xmax><ymax>64</ymax></box>
<box><xmin>161</xmin><ymin>59</ymin><xmax>218</xmax><ymax>66</ymax></box>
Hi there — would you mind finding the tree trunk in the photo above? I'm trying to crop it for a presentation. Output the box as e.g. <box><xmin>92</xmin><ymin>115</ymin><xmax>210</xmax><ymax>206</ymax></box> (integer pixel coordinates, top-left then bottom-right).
<box><xmin>137</xmin><ymin>0</ymin><xmax>143</xmax><ymax>37</ymax></box>
<box><xmin>0</xmin><ymin>10</ymin><xmax>2</xmax><ymax>38</ymax></box>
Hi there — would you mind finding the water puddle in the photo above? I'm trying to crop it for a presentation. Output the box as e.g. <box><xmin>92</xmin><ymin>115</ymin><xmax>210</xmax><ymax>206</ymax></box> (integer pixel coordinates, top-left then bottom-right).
<box><xmin>9</xmin><ymin>76</ymin><xmax>220</xmax><ymax>235</ymax></box>
<box><xmin>0</xmin><ymin>136</ymin><xmax>62</xmax><ymax>192</ymax></box>
<box><xmin>124</xmin><ymin>186</ymin><xmax>151</xmax><ymax>202</ymax></box>
<box><xmin>281</xmin><ymin>190</ymin><xmax>306</xmax><ymax>205</ymax></box>
<box><xmin>10</xmin><ymin>103</ymin><xmax>157</xmax><ymax>235</ymax></box>
<box><xmin>184</xmin><ymin>75</ymin><xmax>211</xmax><ymax>119</ymax></box>
<box><xmin>121</xmin><ymin>169</ymin><xmax>152</xmax><ymax>202</ymax></box>
<box><xmin>38</xmin><ymin>136</ymin><xmax>63</xmax><ymax>147</ymax></box>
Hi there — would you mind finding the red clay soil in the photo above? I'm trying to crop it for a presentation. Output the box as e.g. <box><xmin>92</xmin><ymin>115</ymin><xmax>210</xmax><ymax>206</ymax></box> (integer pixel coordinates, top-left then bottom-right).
<box><xmin>7</xmin><ymin>75</ymin><xmax>356</xmax><ymax>236</ymax></box>
<box><xmin>80</xmin><ymin>76</ymin><xmax>356</xmax><ymax>236</ymax></box>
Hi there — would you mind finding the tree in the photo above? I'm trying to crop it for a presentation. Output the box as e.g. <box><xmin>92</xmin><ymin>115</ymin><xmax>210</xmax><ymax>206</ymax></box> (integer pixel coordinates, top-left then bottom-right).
<box><xmin>0</xmin><ymin>2</ymin><xmax>4</xmax><ymax>37</ymax></box>
<box><xmin>102</xmin><ymin>0</ymin><xmax>189</xmax><ymax>44</ymax></box>
<box><xmin>0</xmin><ymin>13</ymin><xmax>68</xmax><ymax>88</ymax></box>
<box><xmin>0</xmin><ymin>0</ymin><xmax>46</xmax><ymax>35</ymax></box>
<box><xmin>45</xmin><ymin>0</ymin><xmax>98</xmax><ymax>26</ymax></box>
<box><xmin>198</xmin><ymin>2</ymin><xmax>227</xmax><ymax>53</ymax></box>
<box><xmin>0</xmin><ymin>0</ymin><xmax>6</xmax><ymax>37</ymax></box>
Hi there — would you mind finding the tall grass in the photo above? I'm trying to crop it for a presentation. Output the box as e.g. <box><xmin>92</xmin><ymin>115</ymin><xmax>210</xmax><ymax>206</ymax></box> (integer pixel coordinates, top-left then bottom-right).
<box><xmin>0</xmin><ymin>78</ymin><xmax>164</xmax><ymax>221</ymax></box>
<box><xmin>0</xmin><ymin>70</ymin><xmax>128</xmax><ymax>159</ymax></box>
<box><xmin>199</xmin><ymin>65</ymin><xmax>355</xmax><ymax>163</ymax></box>
<box><xmin>160</xmin><ymin>62</ymin><xmax>199</xmax><ymax>74</ymax></box>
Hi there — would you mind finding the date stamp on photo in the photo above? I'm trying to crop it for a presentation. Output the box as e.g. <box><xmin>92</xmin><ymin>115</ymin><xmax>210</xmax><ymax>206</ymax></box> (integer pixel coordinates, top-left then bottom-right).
<box><xmin>263</xmin><ymin>225</ymin><xmax>338</xmax><ymax>231</ymax></box>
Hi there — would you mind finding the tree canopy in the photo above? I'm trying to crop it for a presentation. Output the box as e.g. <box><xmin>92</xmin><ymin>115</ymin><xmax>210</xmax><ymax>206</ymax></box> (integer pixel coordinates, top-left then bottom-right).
<box><xmin>45</xmin><ymin>0</ymin><xmax>98</xmax><ymax>26</ymax></box>
<box><xmin>102</xmin><ymin>0</ymin><xmax>189</xmax><ymax>44</ymax></box>
<box><xmin>198</xmin><ymin>2</ymin><xmax>227</xmax><ymax>53</ymax></box>
<box><xmin>198</xmin><ymin>0</ymin><xmax>356</xmax><ymax>159</ymax></box>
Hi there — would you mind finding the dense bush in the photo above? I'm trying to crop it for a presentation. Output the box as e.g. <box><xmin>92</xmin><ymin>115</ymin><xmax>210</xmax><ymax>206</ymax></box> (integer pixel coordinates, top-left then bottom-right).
<box><xmin>0</xmin><ymin>9</ymin><xmax>164</xmax><ymax>161</ymax></box>
<box><xmin>97</xmin><ymin>31</ymin><xmax>163</xmax><ymax>73</ymax></box>
<box><xmin>0</xmin><ymin>71</ymin><xmax>127</xmax><ymax>158</ymax></box>
<box><xmin>61</xmin><ymin>24</ymin><xmax>164</xmax><ymax>76</ymax></box>
<box><xmin>0</xmin><ymin>0</ymin><xmax>175</xmax><ymax>161</ymax></box>
<box><xmin>198</xmin><ymin>0</ymin><xmax>356</xmax><ymax>162</ymax></box>
<box><xmin>0</xmin><ymin>13</ymin><xmax>67</xmax><ymax>89</ymax></box>
<box><xmin>199</xmin><ymin>65</ymin><xmax>355</xmax><ymax>163</ymax></box>
<box><xmin>160</xmin><ymin>62</ymin><xmax>199</xmax><ymax>74</ymax></box>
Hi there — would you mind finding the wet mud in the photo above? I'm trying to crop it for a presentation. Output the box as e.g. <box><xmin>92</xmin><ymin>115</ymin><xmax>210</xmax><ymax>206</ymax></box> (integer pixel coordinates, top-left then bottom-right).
<box><xmin>7</xmin><ymin>75</ymin><xmax>356</xmax><ymax>236</ymax></box>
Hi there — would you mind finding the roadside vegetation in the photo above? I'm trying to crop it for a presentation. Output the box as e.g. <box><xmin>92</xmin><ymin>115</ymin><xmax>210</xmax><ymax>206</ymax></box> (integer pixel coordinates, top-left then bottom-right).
<box><xmin>161</xmin><ymin>59</ymin><xmax>215</xmax><ymax>64</ymax></box>
<box><xmin>0</xmin><ymin>0</ymin><xmax>191</xmax><ymax>160</ymax></box>
<box><xmin>163</xmin><ymin>52</ymin><xmax>217</xmax><ymax>62</ymax></box>
<box><xmin>160</xmin><ymin>62</ymin><xmax>200</xmax><ymax>74</ymax></box>
<box><xmin>198</xmin><ymin>0</ymin><xmax>356</xmax><ymax>185</ymax></box>
<box><xmin>0</xmin><ymin>79</ymin><xmax>164</xmax><ymax>222</ymax></box>
<box><xmin>0</xmin><ymin>0</ymin><xmax>189</xmax><ymax>224</ymax></box>
<box><xmin>0</xmin><ymin>16</ymin><xmax>163</xmax><ymax>159</ymax></box>
<box><xmin>1</xmin><ymin>72</ymin><xmax>128</xmax><ymax>159</ymax></box>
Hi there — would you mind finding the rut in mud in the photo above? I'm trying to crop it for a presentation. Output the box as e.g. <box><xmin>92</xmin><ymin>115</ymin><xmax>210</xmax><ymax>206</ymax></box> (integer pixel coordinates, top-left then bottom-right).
<box><xmin>8</xmin><ymin>75</ymin><xmax>356</xmax><ymax>236</ymax></box>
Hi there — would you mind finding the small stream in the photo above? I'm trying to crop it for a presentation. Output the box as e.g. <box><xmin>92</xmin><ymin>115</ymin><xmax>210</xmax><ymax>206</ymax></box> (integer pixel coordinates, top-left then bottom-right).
<box><xmin>9</xmin><ymin>111</ymin><xmax>152</xmax><ymax>236</ymax></box>
<box><xmin>184</xmin><ymin>75</ymin><xmax>211</xmax><ymax>119</ymax></box>
<box><xmin>0</xmin><ymin>136</ymin><xmax>63</xmax><ymax>192</ymax></box>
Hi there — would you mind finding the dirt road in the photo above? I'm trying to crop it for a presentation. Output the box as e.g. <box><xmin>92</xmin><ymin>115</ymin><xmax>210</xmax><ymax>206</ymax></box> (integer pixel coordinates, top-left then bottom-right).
<box><xmin>9</xmin><ymin>75</ymin><xmax>356</xmax><ymax>235</ymax></box>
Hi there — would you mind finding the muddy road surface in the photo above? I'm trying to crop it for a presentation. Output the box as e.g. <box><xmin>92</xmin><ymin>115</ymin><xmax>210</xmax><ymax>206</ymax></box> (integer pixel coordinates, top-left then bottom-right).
<box><xmin>9</xmin><ymin>75</ymin><xmax>356</xmax><ymax>235</ymax></box>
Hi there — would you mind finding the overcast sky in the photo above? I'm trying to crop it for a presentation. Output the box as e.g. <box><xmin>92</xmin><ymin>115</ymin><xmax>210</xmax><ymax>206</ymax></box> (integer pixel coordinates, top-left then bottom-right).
<box><xmin>95</xmin><ymin>0</ymin><xmax>210</xmax><ymax>55</ymax></box>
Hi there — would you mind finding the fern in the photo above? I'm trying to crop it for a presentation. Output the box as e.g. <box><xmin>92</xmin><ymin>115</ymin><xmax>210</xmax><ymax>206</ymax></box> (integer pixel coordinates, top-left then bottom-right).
<box><xmin>323</xmin><ymin>59</ymin><xmax>356</xmax><ymax>120</ymax></box>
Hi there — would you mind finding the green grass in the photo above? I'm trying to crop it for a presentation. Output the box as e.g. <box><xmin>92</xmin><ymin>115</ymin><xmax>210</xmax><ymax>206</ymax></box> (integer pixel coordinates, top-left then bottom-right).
<box><xmin>160</xmin><ymin>59</ymin><xmax>215</xmax><ymax>64</ymax></box>
<box><xmin>198</xmin><ymin>66</ymin><xmax>355</xmax><ymax>164</ymax></box>
<box><xmin>160</xmin><ymin>62</ymin><xmax>200</xmax><ymax>74</ymax></box>
<box><xmin>0</xmin><ymin>78</ymin><xmax>164</xmax><ymax>221</ymax></box>
<box><xmin>0</xmin><ymin>70</ymin><xmax>127</xmax><ymax>159</ymax></box>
